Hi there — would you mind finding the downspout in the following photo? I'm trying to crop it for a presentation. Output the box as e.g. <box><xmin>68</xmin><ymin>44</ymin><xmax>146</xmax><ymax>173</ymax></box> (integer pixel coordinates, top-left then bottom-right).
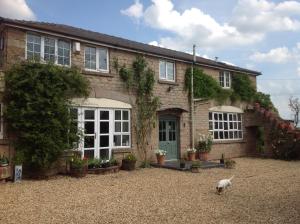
<box><xmin>191</xmin><ymin>45</ymin><xmax>196</xmax><ymax>149</ymax></box>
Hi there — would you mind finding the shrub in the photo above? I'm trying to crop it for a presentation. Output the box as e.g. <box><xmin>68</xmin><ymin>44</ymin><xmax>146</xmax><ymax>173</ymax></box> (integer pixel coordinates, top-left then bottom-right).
<box><xmin>123</xmin><ymin>153</ymin><xmax>137</xmax><ymax>162</ymax></box>
<box><xmin>4</xmin><ymin>62</ymin><xmax>90</xmax><ymax>171</ymax></box>
<box><xmin>224</xmin><ymin>159</ymin><xmax>236</xmax><ymax>168</ymax></box>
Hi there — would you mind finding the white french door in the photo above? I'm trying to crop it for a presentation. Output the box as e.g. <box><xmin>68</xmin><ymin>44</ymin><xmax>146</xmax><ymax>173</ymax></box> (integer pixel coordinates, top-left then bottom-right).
<box><xmin>77</xmin><ymin>108</ymin><xmax>113</xmax><ymax>159</ymax></box>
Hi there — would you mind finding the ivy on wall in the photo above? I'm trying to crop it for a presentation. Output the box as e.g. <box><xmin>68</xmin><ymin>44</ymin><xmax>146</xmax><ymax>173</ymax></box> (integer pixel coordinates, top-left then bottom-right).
<box><xmin>114</xmin><ymin>56</ymin><xmax>160</xmax><ymax>164</ymax></box>
<box><xmin>4</xmin><ymin>62</ymin><xmax>90</xmax><ymax>171</ymax></box>
<box><xmin>185</xmin><ymin>67</ymin><xmax>278</xmax><ymax>112</ymax></box>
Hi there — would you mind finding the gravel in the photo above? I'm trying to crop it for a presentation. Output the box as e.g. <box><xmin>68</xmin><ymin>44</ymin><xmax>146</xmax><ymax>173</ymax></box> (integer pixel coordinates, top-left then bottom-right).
<box><xmin>0</xmin><ymin>158</ymin><xmax>299</xmax><ymax>224</ymax></box>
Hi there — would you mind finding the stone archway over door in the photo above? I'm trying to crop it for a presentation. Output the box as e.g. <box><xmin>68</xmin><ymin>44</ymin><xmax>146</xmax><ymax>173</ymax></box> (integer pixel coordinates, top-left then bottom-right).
<box><xmin>159</xmin><ymin>116</ymin><xmax>179</xmax><ymax>160</ymax></box>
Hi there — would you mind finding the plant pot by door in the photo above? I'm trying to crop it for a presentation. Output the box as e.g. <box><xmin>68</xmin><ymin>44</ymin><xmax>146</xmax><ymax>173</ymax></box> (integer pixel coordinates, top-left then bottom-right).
<box><xmin>199</xmin><ymin>152</ymin><xmax>209</xmax><ymax>161</ymax></box>
<box><xmin>156</xmin><ymin>155</ymin><xmax>165</xmax><ymax>165</ymax></box>
<box><xmin>121</xmin><ymin>159</ymin><xmax>136</xmax><ymax>171</ymax></box>
<box><xmin>187</xmin><ymin>152</ymin><xmax>195</xmax><ymax>161</ymax></box>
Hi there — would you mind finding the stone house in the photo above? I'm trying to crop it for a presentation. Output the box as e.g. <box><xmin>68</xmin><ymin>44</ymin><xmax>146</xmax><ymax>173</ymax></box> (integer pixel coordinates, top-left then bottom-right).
<box><xmin>0</xmin><ymin>17</ymin><xmax>263</xmax><ymax>162</ymax></box>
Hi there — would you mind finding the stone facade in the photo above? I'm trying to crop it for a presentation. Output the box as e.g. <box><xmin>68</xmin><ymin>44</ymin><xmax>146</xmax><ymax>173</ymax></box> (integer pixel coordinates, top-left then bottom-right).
<box><xmin>0</xmin><ymin>24</ymin><xmax>260</xmax><ymax>162</ymax></box>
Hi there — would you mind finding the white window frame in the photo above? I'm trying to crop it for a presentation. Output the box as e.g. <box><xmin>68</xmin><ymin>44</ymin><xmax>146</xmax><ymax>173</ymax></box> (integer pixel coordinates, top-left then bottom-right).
<box><xmin>209</xmin><ymin>111</ymin><xmax>243</xmax><ymax>141</ymax></box>
<box><xmin>25</xmin><ymin>33</ymin><xmax>71</xmax><ymax>66</ymax></box>
<box><xmin>159</xmin><ymin>60</ymin><xmax>175</xmax><ymax>82</ymax></box>
<box><xmin>84</xmin><ymin>46</ymin><xmax>109</xmax><ymax>73</ymax></box>
<box><xmin>113</xmin><ymin>109</ymin><xmax>130</xmax><ymax>148</ymax></box>
<box><xmin>219</xmin><ymin>71</ymin><xmax>231</xmax><ymax>88</ymax></box>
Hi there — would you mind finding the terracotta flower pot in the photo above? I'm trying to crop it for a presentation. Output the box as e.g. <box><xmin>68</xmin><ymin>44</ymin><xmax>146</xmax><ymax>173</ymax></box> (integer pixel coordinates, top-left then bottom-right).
<box><xmin>199</xmin><ymin>152</ymin><xmax>209</xmax><ymax>161</ymax></box>
<box><xmin>187</xmin><ymin>152</ymin><xmax>196</xmax><ymax>161</ymax></box>
<box><xmin>156</xmin><ymin>154</ymin><xmax>165</xmax><ymax>165</ymax></box>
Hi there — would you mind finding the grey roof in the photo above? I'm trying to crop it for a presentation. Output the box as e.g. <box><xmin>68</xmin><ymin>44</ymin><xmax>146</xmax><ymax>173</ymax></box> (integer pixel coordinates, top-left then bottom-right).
<box><xmin>0</xmin><ymin>17</ymin><xmax>261</xmax><ymax>76</ymax></box>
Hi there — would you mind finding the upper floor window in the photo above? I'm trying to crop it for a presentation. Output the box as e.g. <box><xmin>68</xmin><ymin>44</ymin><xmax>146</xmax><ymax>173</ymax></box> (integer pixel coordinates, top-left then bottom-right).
<box><xmin>159</xmin><ymin>60</ymin><xmax>175</xmax><ymax>81</ymax></box>
<box><xmin>209</xmin><ymin>111</ymin><xmax>243</xmax><ymax>141</ymax></box>
<box><xmin>219</xmin><ymin>71</ymin><xmax>231</xmax><ymax>88</ymax></box>
<box><xmin>26</xmin><ymin>33</ymin><xmax>71</xmax><ymax>66</ymax></box>
<box><xmin>84</xmin><ymin>46</ymin><xmax>109</xmax><ymax>72</ymax></box>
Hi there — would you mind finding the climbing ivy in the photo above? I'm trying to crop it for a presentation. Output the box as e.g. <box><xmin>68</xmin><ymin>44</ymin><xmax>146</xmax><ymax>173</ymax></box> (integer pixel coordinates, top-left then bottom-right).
<box><xmin>231</xmin><ymin>73</ymin><xmax>256</xmax><ymax>102</ymax></box>
<box><xmin>185</xmin><ymin>67</ymin><xmax>232</xmax><ymax>104</ymax></box>
<box><xmin>4</xmin><ymin>62</ymin><xmax>90</xmax><ymax>171</ymax></box>
<box><xmin>114</xmin><ymin>56</ymin><xmax>160</xmax><ymax>163</ymax></box>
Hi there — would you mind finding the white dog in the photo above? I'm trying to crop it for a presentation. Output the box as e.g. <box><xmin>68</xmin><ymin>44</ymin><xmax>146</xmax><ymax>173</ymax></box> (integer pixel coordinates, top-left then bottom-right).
<box><xmin>216</xmin><ymin>176</ymin><xmax>234</xmax><ymax>194</ymax></box>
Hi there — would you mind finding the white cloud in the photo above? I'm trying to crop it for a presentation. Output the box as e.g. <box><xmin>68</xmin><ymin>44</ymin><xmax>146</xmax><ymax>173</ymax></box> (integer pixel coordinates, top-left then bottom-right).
<box><xmin>231</xmin><ymin>0</ymin><xmax>300</xmax><ymax>33</ymax></box>
<box><xmin>121</xmin><ymin>0</ymin><xmax>143</xmax><ymax>19</ymax></box>
<box><xmin>250</xmin><ymin>47</ymin><xmax>293</xmax><ymax>63</ymax></box>
<box><xmin>0</xmin><ymin>0</ymin><xmax>35</xmax><ymax>20</ymax></box>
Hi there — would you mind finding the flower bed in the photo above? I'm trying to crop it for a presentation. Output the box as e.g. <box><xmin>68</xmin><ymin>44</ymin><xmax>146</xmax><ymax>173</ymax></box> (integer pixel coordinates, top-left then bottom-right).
<box><xmin>87</xmin><ymin>166</ymin><xmax>120</xmax><ymax>175</ymax></box>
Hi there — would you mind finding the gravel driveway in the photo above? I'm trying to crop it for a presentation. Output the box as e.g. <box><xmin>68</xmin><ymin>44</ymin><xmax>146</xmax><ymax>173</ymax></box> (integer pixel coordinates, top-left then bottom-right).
<box><xmin>0</xmin><ymin>158</ymin><xmax>299</xmax><ymax>224</ymax></box>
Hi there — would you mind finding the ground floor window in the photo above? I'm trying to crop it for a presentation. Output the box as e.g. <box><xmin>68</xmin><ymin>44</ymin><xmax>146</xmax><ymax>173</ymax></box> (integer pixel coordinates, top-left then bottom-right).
<box><xmin>71</xmin><ymin>107</ymin><xmax>131</xmax><ymax>159</ymax></box>
<box><xmin>208</xmin><ymin>111</ymin><xmax>243</xmax><ymax>140</ymax></box>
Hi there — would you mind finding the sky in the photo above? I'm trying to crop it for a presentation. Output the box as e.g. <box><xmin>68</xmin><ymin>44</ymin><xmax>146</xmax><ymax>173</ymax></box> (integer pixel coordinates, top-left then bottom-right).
<box><xmin>1</xmin><ymin>0</ymin><xmax>300</xmax><ymax>120</ymax></box>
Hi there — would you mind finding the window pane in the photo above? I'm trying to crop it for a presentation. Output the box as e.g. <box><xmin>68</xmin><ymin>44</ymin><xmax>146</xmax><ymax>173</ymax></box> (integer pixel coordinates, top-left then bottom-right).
<box><xmin>209</xmin><ymin>121</ymin><xmax>213</xmax><ymax>130</ymax></box>
<box><xmin>100</xmin><ymin>149</ymin><xmax>109</xmax><ymax>160</ymax></box>
<box><xmin>238</xmin><ymin>114</ymin><xmax>241</xmax><ymax>121</ymax></box>
<box><xmin>84</xmin><ymin>110</ymin><xmax>95</xmax><ymax>120</ymax></box>
<box><xmin>115</xmin><ymin>122</ymin><xmax>121</xmax><ymax>132</ymax></box>
<box><xmin>85</xmin><ymin>47</ymin><xmax>96</xmax><ymax>70</ymax></box>
<box><xmin>122</xmin><ymin>122</ymin><xmax>129</xmax><ymax>132</ymax></box>
<box><xmin>100</xmin><ymin>135</ymin><xmax>109</xmax><ymax>147</ymax></box>
<box><xmin>84</xmin><ymin>122</ymin><xmax>94</xmax><ymax>134</ymax></box>
<box><xmin>44</xmin><ymin>37</ymin><xmax>55</xmax><ymax>63</ymax></box>
<box><xmin>122</xmin><ymin>110</ymin><xmax>129</xmax><ymax>120</ymax></box>
<box><xmin>166</xmin><ymin>62</ymin><xmax>174</xmax><ymax>81</ymax></box>
<box><xmin>27</xmin><ymin>34</ymin><xmax>41</xmax><ymax>61</ymax></box>
<box><xmin>224</xmin><ymin>131</ymin><xmax>228</xmax><ymax>139</ymax></box>
<box><xmin>209</xmin><ymin>112</ymin><xmax>212</xmax><ymax>120</ymax></box>
<box><xmin>99</xmin><ymin>48</ymin><xmax>108</xmax><ymax>70</ymax></box>
<box><xmin>238</xmin><ymin>122</ymin><xmax>242</xmax><ymax>130</ymax></box>
<box><xmin>100</xmin><ymin>122</ymin><xmax>109</xmax><ymax>133</ymax></box>
<box><xmin>159</xmin><ymin>61</ymin><xmax>166</xmax><ymax>79</ymax></box>
<box><xmin>84</xmin><ymin>136</ymin><xmax>94</xmax><ymax>148</ymax></box>
<box><xmin>84</xmin><ymin>150</ymin><xmax>94</xmax><ymax>159</ymax></box>
<box><xmin>114</xmin><ymin>135</ymin><xmax>121</xmax><ymax>146</ymax></box>
<box><xmin>115</xmin><ymin>110</ymin><xmax>121</xmax><ymax>120</ymax></box>
<box><xmin>57</xmin><ymin>40</ymin><xmax>70</xmax><ymax>65</ymax></box>
<box><xmin>122</xmin><ymin>135</ymin><xmax>130</xmax><ymax>146</ymax></box>
<box><xmin>214</xmin><ymin>132</ymin><xmax>218</xmax><ymax>139</ymax></box>
<box><xmin>100</xmin><ymin>111</ymin><xmax>109</xmax><ymax>120</ymax></box>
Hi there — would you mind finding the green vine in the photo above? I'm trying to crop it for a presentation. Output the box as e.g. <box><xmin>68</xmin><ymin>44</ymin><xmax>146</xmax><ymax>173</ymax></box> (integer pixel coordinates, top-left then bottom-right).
<box><xmin>4</xmin><ymin>62</ymin><xmax>90</xmax><ymax>171</ymax></box>
<box><xmin>114</xmin><ymin>56</ymin><xmax>160</xmax><ymax>163</ymax></box>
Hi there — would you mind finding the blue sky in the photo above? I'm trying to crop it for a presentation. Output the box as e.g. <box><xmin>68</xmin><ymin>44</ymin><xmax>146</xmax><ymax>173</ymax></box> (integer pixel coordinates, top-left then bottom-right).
<box><xmin>1</xmin><ymin>0</ymin><xmax>300</xmax><ymax>120</ymax></box>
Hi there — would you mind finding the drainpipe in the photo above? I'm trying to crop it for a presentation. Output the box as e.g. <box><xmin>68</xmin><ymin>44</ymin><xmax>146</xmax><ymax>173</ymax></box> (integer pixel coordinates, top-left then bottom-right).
<box><xmin>191</xmin><ymin>45</ymin><xmax>196</xmax><ymax>149</ymax></box>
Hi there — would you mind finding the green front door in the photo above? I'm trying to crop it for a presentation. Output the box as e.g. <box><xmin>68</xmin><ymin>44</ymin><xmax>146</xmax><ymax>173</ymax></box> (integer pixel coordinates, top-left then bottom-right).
<box><xmin>159</xmin><ymin>117</ymin><xmax>178</xmax><ymax>160</ymax></box>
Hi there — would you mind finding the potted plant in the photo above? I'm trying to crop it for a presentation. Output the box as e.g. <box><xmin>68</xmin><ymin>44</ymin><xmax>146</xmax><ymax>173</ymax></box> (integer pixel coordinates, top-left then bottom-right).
<box><xmin>190</xmin><ymin>161</ymin><xmax>201</xmax><ymax>173</ymax></box>
<box><xmin>155</xmin><ymin>149</ymin><xmax>167</xmax><ymax>165</ymax></box>
<box><xmin>197</xmin><ymin>133</ymin><xmax>213</xmax><ymax>161</ymax></box>
<box><xmin>0</xmin><ymin>154</ymin><xmax>9</xmax><ymax>167</ymax></box>
<box><xmin>220</xmin><ymin>153</ymin><xmax>225</xmax><ymax>164</ymax></box>
<box><xmin>121</xmin><ymin>153</ymin><xmax>137</xmax><ymax>171</ymax></box>
<box><xmin>70</xmin><ymin>156</ymin><xmax>88</xmax><ymax>178</ymax></box>
<box><xmin>13</xmin><ymin>151</ymin><xmax>24</xmax><ymax>183</ymax></box>
<box><xmin>187</xmin><ymin>148</ymin><xmax>196</xmax><ymax>161</ymax></box>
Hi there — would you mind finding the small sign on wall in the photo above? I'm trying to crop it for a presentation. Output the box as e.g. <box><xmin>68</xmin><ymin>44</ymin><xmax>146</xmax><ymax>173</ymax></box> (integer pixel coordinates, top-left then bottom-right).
<box><xmin>14</xmin><ymin>165</ymin><xmax>22</xmax><ymax>183</ymax></box>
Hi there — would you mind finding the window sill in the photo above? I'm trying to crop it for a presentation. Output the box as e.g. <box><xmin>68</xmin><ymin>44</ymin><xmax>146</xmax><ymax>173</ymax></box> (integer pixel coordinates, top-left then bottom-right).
<box><xmin>112</xmin><ymin>148</ymin><xmax>132</xmax><ymax>154</ymax></box>
<box><xmin>158</xmin><ymin>80</ymin><xmax>179</xmax><ymax>86</ymax></box>
<box><xmin>213</xmin><ymin>139</ymin><xmax>246</xmax><ymax>144</ymax></box>
<box><xmin>83</xmin><ymin>70</ymin><xmax>113</xmax><ymax>77</ymax></box>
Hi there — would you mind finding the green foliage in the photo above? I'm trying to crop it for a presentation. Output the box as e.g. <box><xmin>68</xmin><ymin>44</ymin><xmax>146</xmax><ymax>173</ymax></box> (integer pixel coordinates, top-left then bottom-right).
<box><xmin>254</xmin><ymin>92</ymin><xmax>278</xmax><ymax>113</ymax></box>
<box><xmin>124</xmin><ymin>153</ymin><xmax>137</xmax><ymax>162</ymax></box>
<box><xmin>0</xmin><ymin>154</ymin><xmax>9</xmax><ymax>165</ymax></box>
<box><xmin>116</xmin><ymin>56</ymin><xmax>160</xmax><ymax>163</ymax></box>
<box><xmin>224</xmin><ymin>159</ymin><xmax>236</xmax><ymax>169</ymax></box>
<box><xmin>231</xmin><ymin>74</ymin><xmax>256</xmax><ymax>102</ymax></box>
<box><xmin>71</xmin><ymin>157</ymin><xmax>87</xmax><ymax>169</ymax></box>
<box><xmin>191</xmin><ymin>161</ymin><xmax>202</xmax><ymax>168</ymax></box>
<box><xmin>4</xmin><ymin>62</ymin><xmax>90</xmax><ymax>170</ymax></box>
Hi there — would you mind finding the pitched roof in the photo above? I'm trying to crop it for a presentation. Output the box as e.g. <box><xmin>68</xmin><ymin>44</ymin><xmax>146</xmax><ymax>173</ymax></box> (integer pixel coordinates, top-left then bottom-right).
<box><xmin>0</xmin><ymin>17</ymin><xmax>261</xmax><ymax>76</ymax></box>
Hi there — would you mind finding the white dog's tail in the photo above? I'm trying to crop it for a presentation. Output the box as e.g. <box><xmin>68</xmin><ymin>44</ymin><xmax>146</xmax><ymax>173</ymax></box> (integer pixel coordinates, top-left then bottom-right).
<box><xmin>229</xmin><ymin>175</ymin><xmax>235</xmax><ymax>181</ymax></box>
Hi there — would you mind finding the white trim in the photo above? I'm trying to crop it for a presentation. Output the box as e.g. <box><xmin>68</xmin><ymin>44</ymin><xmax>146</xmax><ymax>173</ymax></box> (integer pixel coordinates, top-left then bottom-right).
<box><xmin>159</xmin><ymin>60</ymin><xmax>175</xmax><ymax>82</ymax></box>
<box><xmin>25</xmin><ymin>32</ymin><xmax>71</xmax><ymax>67</ymax></box>
<box><xmin>209</xmin><ymin>106</ymin><xmax>243</xmax><ymax>113</ymax></box>
<box><xmin>6</xmin><ymin>24</ymin><xmax>259</xmax><ymax>76</ymax></box>
<box><xmin>71</xmin><ymin>98</ymin><xmax>132</xmax><ymax>109</ymax></box>
<box><xmin>84</xmin><ymin>45</ymin><xmax>109</xmax><ymax>73</ymax></box>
